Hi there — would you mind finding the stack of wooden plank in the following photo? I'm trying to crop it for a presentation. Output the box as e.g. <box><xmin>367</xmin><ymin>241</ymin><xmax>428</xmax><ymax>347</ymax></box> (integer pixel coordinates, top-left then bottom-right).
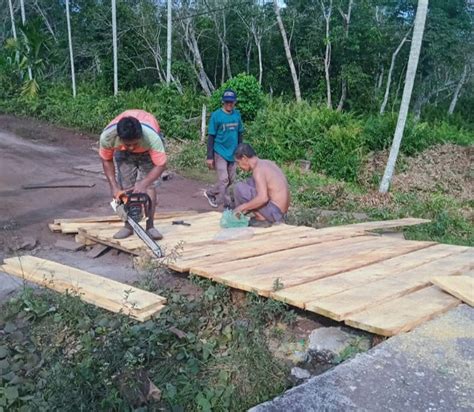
<box><xmin>1</xmin><ymin>256</ymin><xmax>166</xmax><ymax>321</ymax></box>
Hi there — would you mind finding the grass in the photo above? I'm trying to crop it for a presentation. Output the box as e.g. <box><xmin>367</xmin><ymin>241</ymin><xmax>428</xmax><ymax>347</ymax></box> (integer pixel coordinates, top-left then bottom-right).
<box><xmin>0</xmin><ymin>274</ymin><xmax>295</xmax><ymax>411</ymax></box>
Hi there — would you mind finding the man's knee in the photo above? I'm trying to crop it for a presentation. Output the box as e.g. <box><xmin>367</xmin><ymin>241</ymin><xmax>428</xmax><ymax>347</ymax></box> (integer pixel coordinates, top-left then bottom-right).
<box><xmin>234</xmin><ymin>182</ymin><xmax>250</xmax><ymax>204</ymax></box>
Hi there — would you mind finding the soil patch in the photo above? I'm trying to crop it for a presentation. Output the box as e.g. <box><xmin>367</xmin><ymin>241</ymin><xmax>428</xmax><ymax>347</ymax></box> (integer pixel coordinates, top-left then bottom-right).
<box><xmin>360</xmin><ymin>144</ymin><xmax>473</xmax><ymax>202</ymax></box>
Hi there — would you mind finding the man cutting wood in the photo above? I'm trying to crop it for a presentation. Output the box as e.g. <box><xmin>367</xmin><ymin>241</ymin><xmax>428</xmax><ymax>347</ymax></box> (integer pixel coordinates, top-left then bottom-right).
<box><xmin>99</xmin><ymin>109</ymin><xmax>167</xmax><ymax>240</ymax></box>
<box><xmin>233</xmin><ymin>143</ymin><xmax>290</xmax><ymax>227</ymax></box>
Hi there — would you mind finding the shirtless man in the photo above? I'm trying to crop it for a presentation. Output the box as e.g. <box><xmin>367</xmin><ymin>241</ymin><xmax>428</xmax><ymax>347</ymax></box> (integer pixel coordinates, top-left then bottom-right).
<box><xmin>233</xmin><ymin>143</ymin><xmax>290</xmax><ymax>226</ymax></box>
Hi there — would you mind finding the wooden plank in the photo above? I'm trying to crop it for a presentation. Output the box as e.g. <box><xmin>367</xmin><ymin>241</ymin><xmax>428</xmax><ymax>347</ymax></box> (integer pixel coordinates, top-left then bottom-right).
<box><xmin>0</xmin><ymin>263</ymin><xmax>164</xmax><ymax>321</ymax></box>
<box><xmin>55</xmin><ymin>239</ymin><xmax>85</xmax><ymax>252</ymax></box>
<box><xmin>79</xmin><ymin>232</ymin><xmax>142</xmax><ymax>255</ymax></box>
<box><xmin>86</xmin><ymin>244</ymin><xmax>111</xmax><ymax>259</ymax></box>
<box><xmin>272</xmin><ymin>244</ymin><xmax>469</xmax><ymax>307</ymax></box>
<box><xmin>345</xmin><ymin>287</ymin><xmax>460</xmax><ymax>336</ymax></box>
<box><xmin>169</xmin><ymin>227</ymin><xmax>346</xmax><ymax>272</ymax></box>
<box><xmin>190</xmin><ymin>236</ymin><xmax>379</xmax><ymax>279</ymax></box>
<box><xmin>335</xmin><ymin>218</ymin><xmax>430</xmax><ymax>231</ymax></box>
<box><xmin>48</xmin><ymin>223</ymin><xmax>62</xmax><ymax>232</ymax></box>
<box><xmin>53</xmin><ymin>210</ymin><xmax>201</xmax><ymax>225</ymax></box>
<box><xmin>431</xmin><ymin>275</ymin><xmax>474</xmax><ymax>306</ymax></box>
<box><xmin>1</xmin><ymin>256</ymin><xmax>165</xmax><ymax>313</ymax></box>
<box><xmin>305</xmin><ymin>250</ymin><xmax>473</xmax><ymax>320</ymax></box>
<box><xmin>191</xmin><ymin>238</ymin><xmax>434</xmax><ymax>297</ymax></box>
<box><xmin>55</xmin><ymin>211</ymin><xmax>219</xmax><ymax>234</ymax></box>
<box><xmin>75</xmin><ymin>234</ymin><xmax>97</xmax><ymax>246</ymax></box>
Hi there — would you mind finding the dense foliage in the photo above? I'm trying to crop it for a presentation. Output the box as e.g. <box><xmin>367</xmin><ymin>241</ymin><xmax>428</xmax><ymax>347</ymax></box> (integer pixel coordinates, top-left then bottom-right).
<box><xmin>0</xmin><ymin>0</ymin><xmax>472</xmax><ymax>125</ymax></box>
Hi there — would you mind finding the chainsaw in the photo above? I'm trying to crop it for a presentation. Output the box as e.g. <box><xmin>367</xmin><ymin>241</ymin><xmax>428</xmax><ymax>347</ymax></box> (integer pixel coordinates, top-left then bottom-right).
<box><xmin>110</xmin><ymin>191</ymin><xmax>164</xmax><ymax>258</ymax></box>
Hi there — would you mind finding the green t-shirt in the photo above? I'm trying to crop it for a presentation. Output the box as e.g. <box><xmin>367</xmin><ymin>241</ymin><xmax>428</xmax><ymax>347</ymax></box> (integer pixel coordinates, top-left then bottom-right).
<box><xmin>208</xmin><ymin>108</ymin><xmax>244</xmax><ymax>162</ymax></box>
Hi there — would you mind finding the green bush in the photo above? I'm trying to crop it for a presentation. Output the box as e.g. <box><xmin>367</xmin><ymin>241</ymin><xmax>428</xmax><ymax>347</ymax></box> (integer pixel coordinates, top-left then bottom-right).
<box><xmin>246</xmin><ymin>100</ymin><xmax>365</xmax><ymax>181</ymax></box>
<box><xmin>0</xmin><ymin>82</ymin><xmax>204</xmax><ymax>139</ymax></box>
<box><xmin>363</xmin><ymin>114</ymin><xmax>474</xmax><ymax>155</ymax></box>
<box><xmin>210</xmin><ymin>73</ymin><xmax>265</xmax><ymax>121</ymax></box>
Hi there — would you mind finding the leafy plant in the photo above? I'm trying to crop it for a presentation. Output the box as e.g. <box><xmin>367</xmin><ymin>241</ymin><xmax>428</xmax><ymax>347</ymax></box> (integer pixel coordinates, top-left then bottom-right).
<box><xmin>210</xmin><ymin>73</ymin><xmax>265</xmax><ymax>121</ymax></box>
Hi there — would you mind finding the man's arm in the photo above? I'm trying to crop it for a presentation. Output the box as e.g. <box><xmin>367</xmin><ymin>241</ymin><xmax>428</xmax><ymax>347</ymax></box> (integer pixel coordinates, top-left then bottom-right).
<box><xmin>133</xmin><ymin>163</ymin><xmax>167</xmax><ymax>193</ymax></box>
<box><xmin>206</xmin><ymin>134</ymin><xmax>215</xmax><ymax>169</ymax></box>
<box><xmin>102</xmin><ymin>158</ymin><xmax>121</xmax><ymax>197</ymax></box>
<box><xmin>234</xmin><ymin>169</ymin><xmax>269</xmax><ymax>213</ymax></box>
<box><xmin>238</xmin><ymin>113</ymin><xmax>244</xmax><ymax>144</ymax></box>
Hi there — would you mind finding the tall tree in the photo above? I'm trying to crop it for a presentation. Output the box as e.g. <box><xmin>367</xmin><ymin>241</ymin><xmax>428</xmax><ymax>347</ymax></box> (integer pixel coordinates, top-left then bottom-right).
<box><xmin>274</xmin><ymin>0</ymin><xmax>301</xmax><ymax>102</ymax></box>
<box><xmin>65</xmin><ymin>0</ymin><xmax>76</xmax><ymax>97</ymax></box>
<box><xmin>8</xmin><ymin>0</ymin><xmax>18</xmax><ymax>42</ymax></box>
<box><xmin>112</xmin><ymin>0</ymin><xmax>118</xmax><ymax>95</ymax></box>
<box><xmin>336</xmin><ymin>0</ymin><xmax>353</xmax><ymax>111</ymax></box>
<box><xmin>166</xmin><ymin>0</ymin><xmax>172</xmax><ymax>84</ymax></box>
<box><xmin>448</xmin><ymin>64</ymin><xmax>469</xmax><ymax>115</ymax></box>
<box><xmin>379</xmin><ymin>0</ymin><xmax>429</xmax><ymax>193</ymax></box>
<box><xmin>19</xmin><ymin>0</ymin><xmax>33</xmax><ymax>80</ymax></box>
<box><xmin>380</xmin><ymin>28</ymin><xmax>411</xmax><ymax>115</ymax></box>
<box><xmin>321</xmin><ymin>0</ymin><xmax>333</xmax><ymax>108</ymax></box>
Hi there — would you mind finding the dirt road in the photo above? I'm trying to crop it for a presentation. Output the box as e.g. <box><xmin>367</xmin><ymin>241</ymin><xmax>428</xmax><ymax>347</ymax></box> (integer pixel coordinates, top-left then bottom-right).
<box><xmin>0</xmin><ymin>115</ymin><xmax>210</xmax><ymax>300</ymax></box>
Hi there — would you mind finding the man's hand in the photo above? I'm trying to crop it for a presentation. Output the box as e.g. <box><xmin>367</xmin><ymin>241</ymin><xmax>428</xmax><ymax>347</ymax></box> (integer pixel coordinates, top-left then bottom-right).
<box><xmin>133</xmin><ymin>180</ymin><xmax>149</xmax><ymax>193</ymax></box>
<box><xmin>206</xmin><ymin>159</ymin><xmax>215</xmax><ymax>170</ymax></box>
<box><xmin>110</xmin><ymin>183</ymin><xmax>121</xmax><ymax>199</ymax></box>
<box><xmin>234</xmin><ymin>205</ymin><xmax>246</xmax><ymax>217</ymax></box>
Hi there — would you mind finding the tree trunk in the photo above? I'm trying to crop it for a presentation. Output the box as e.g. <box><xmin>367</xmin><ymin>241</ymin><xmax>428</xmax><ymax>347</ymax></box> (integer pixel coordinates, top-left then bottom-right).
<box><xmin>448</xmin><ymin>64</ymin><xmax>468</xmax><ymax>115</ymax></box>
<box><xmin>200</xmin><ymin>104</ymin><xmax>207</xmax><ymax>144</ymax></box>
<box><xmin>321</xmin><ymin>0</ymin><xmax>333</xmax><ymax>109</ymax></box>
<box><xmin>337</xmin><ymin>0</ymin><xmax>353</xmax><ymax>112</ymax></box>
<box><xmin>182</xmin><ymin>19</ymin><xmax>214</xmax><ymax>96</ymax></box>
<box><xmin>19</xmin><ymin>0</ymin><xmax>33</xmax><ymax>81</ymax></box>
<box><xmin>256</xmin><ymin>37</ymin><xmax>263</xmax><ymax>85</ymax></box>
<box><xmin>65</xmin><ymin>0</ymin><xmax>76</xmax><ymax>98</ymax></box>
<box><xmin>274</xmin><ymin>0</ymin><xmax>301</xmax><ymax>102</ymax></box>
<box><xmin>379</xmin><ymin>0</ymin><xmax>429</xmax><ymax>193</ymax></box>
<box><xmin>34</xmin><ymin>0</ymin><xmax>57</xmax><ymax>43</ymax></box>
<box><xmin>380</xmin><ymin>29</ymin><xmax>411</xmax><ymax>114</ymax></box>
<box><xmin>8</xmin><ymin>0</ymin><xmax>17</xmax><ymax>40</ymax></box>
<box><xmin>166</xmin><ymin>0</ymin><xmax>172</xmax><ymax>84</ymax></box>
<box><xmin>112</xmin><ymin>0</ymin><xmax>118</xmax><ymax>95</ymax></box>
<box><xmin>223</xmin><ymin>14</ymin><xmax>232</xmax><ymax>79</ymax></box>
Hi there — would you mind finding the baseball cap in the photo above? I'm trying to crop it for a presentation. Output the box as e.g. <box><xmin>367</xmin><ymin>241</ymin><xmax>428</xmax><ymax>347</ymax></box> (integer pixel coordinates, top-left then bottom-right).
<box><xmin>222</xmin><ymin>89</ymin><xmax>237</xmax><ymax>102</ymax></box>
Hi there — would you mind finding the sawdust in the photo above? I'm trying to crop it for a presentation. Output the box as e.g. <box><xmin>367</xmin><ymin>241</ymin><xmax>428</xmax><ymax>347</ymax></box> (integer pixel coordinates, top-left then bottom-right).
<box><xmin>360</xmin><ymin>144</ymin><xmax>473</xmax><ymax>202</ymax></box>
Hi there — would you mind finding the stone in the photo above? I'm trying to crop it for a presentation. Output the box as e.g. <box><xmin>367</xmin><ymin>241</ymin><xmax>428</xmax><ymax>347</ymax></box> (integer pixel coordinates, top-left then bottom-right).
<box><xmin>250</xmin><ymin>305</ymin><xmax>474</xmax><ymax>412</ymax></box>
<box><xmin>55</xmin><ymin>239</ymin><xmax>84</xmax><ymax>252</ymax></box>
<box><xmin>12</xmin><ymin>236</ymin><xmax>37</xmax><ymax>251</ymax></box>
<box><xmin>291</xmin><ymin>367</ymin><xmax>311</xmax><ymax>381</ymax></box>
<box><xmin>308</xmin><ymin>327</ymin><xmax>368</xmax><ymax>362</ymax></box>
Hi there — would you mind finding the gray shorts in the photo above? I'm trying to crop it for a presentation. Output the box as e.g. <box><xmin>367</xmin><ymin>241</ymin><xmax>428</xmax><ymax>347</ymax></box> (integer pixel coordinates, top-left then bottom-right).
<box><xmin>233</xmin><ymin>177</ymin><xmax>285</xmax><ymax>223</ymax></box>
<box><xmin>114</xmin><ymin>151</ymin><xmax>160</xmax><ymax>190</ymax></box>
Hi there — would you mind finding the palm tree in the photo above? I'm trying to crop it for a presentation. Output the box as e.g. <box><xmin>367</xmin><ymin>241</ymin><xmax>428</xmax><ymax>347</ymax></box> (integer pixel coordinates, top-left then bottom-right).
<box><xmin>379</xmin><ymin>0</ymin><xmax>429</xmax><ymax>193</ymax></box>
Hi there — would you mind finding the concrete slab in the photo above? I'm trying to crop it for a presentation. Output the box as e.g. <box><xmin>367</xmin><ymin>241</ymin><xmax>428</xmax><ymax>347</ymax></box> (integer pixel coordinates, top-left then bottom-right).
<box><xmin>251</xmin><ymin>305</ymin><xmax>474</xmax><ymax>412</ymax></box>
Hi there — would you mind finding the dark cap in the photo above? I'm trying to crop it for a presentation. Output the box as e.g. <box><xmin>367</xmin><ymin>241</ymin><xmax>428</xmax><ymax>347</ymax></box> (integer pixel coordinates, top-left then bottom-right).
<box><xmin>222</xmin><ymin>89</ymin><xmax>237</xmax><ymax>102</ymax></box>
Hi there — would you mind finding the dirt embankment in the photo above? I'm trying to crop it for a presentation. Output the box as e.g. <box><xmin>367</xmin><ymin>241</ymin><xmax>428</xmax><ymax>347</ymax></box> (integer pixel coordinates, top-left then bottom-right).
<box><xmin>360</xmin><ymin>144</ymin><xmax>473</xmax><ymax>202</ymax></box>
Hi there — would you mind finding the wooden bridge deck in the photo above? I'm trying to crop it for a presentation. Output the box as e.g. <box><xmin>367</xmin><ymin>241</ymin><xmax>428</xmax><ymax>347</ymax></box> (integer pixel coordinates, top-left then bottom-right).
<box><xmin>55</xmin><ymin>211</ymin><xmax>473</xmax><ymax>336</ymax></box>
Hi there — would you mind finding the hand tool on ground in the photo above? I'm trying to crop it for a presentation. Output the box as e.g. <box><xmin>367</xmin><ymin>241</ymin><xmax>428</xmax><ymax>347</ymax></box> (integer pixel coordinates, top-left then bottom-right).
<box><xmin>110</xmin><ymin>191</ymin><xmax>164</xmax><ymax>258</ymax></box>
<box><xmin>172</xmin><ymin>220</ymin><xmax>191</xmax><ymax>226</ymax></box>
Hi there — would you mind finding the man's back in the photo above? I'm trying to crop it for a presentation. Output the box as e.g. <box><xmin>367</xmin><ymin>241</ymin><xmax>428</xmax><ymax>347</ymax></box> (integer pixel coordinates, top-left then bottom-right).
<box><xmin>254</xmin><ymin>159</ymin><xmax>290</xmax><ymax>213</ymax></box>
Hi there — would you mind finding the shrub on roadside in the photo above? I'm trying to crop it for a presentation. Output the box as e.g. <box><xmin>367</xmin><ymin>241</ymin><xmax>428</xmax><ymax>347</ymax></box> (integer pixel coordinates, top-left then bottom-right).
<box><xmin>210</xmin><ymin>73</ymin><xmax>264</xmax><ymax>121</ymax></box>
<box><xmin>246</xmin><ymin>100</ymin><xmax>365</xmax><ymax>181</ymax></box>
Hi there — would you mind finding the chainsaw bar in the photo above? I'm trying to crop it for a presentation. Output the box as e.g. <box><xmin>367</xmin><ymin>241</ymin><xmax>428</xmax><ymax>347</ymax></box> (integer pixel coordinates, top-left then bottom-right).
<box><xmin>111</xmin><ymin>199</ymin><xmax>164</xmax><ymax>258</ymax></box>
<box><xmin>126</xmin><ymin>216</ymin><xmax>164</xmax><ymax>259</ymax></box>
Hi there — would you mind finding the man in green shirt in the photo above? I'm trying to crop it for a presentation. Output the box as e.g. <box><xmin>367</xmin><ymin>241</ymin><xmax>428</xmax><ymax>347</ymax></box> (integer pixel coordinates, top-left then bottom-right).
<box><xmin>204</xmin><ymin>89</ymin><xmax>244</xmax><ymax>208</ymax></box>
